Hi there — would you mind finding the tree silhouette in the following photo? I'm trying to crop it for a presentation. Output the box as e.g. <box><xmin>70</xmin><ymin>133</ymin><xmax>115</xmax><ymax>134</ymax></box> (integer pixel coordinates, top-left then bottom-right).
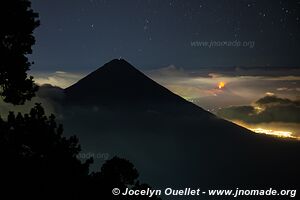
<box><xmin>0</xmin><ymin>0</ymin><xmax>39</xmax><ymax>105</ymax></box>
<box><xmin>0</xmin><ymin>104</ymin><xmax>160</xmax><ymax>199</ymax></box>
<box><xmin>0</xmin><ymin>103</ymin><xmax>92</xmax><ymax>199</ymax></box>
<box><xmin>88</xmin><ymin>157</ymin><xmax>161</xmax><ymax>199</ymax></box>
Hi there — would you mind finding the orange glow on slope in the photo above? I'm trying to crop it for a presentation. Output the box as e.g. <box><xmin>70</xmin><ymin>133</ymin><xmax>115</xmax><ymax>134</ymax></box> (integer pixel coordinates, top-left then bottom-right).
<box><xmin>218</xmin><ymin>81</ymin><xmax>225</xmax><ymax>89</ymax></box>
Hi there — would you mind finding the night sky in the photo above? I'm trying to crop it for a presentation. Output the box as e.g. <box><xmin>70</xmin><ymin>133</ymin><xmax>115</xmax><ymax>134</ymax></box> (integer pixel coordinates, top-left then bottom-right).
<box><xmin>30</xmin><ymin>0</ymin><xmax>300</xmax><ymax>71</ymax></box>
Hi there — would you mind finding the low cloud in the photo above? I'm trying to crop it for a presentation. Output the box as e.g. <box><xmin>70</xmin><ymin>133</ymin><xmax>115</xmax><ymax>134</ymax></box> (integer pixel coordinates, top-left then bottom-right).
<box><xmin>148</xmin><ymin>66</ymin><xmax>300</xmax><ymax>111</ymax></box>
<box><xmin>217</xmin><ymin>95</ymin><xmax>300</xmax><ymax>124</ymax></box>
<box><xmin>31</xmin><ymin>71</ymin><xmax>85</xmax><ymax>89</ymax></box>
<box><xmin>0</xmin><ymin>84</ymin><xmax>65</xmax><ymax>117</ymax></box>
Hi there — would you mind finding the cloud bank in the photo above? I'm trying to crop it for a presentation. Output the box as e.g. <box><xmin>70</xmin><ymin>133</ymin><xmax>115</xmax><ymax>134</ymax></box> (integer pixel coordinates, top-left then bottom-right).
<box><xmin>217</xmin><ymin>95</ymin><xmax>300</xmax><ymax>124</ymax></box>
<box><xmin>31</xmin><ymin>71</ymin><xmax>85</xmax><ymax>89</ymax></box>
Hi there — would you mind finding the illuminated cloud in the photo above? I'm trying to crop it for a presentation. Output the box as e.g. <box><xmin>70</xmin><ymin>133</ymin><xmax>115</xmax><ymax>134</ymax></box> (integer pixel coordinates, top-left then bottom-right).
<box><xmin>148</xmin><ymin>66</ymin><xmax>300</xmax><ymax>111</ymax></box>
<box><xmin>217</xmin><ymin>95</ymin><xmax>300</xmax><ymax>126</ymax></box>
<box><xmin>31</xmin><ymin>71</ymin><xmax>85</xmax><ymax>89</ymax></box>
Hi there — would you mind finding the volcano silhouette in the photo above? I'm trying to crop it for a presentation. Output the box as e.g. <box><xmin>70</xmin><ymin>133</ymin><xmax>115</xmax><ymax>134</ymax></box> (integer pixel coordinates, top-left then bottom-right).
<box><xmin>63</xmin><ymin>59</ymin><xmax>300</xmax><ymax>195</ymax></box>
<box><xmin>65</xmin><ymin>59</ymin><xmax>210</xmax><ymax>115</ymax></box>
<box><xmin>65</xmin><ymin>59</ymin><xmax>178</xmax><ymax>104</ymax></box>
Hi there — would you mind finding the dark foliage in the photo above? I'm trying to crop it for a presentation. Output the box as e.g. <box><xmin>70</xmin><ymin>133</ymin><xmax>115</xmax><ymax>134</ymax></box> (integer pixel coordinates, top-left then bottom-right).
<box><xmin>87</xmin><ymin>157</ymin><xmax>161</xmax><ymax>199</ymax></box>
<box><xmin>0</xmin><ymin>103</ymin><xmax>92</xmax><ymax>199</ymax></box>
<box><xmin>0</xmin><ymin>0</ymin><xmax>39</xmax><ymax>104</ymax></box>
<box><xmin>0</xmin><ymin>104</ymin><xmax>160</xmax><ymax>199</ymax></box>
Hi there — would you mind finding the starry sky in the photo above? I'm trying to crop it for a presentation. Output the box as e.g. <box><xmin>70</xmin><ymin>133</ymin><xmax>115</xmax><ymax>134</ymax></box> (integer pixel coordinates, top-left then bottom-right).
<box><xmin>30</xmin><ymin>0</ymin><xmax>300</xmax><ymax>71</ymax></box>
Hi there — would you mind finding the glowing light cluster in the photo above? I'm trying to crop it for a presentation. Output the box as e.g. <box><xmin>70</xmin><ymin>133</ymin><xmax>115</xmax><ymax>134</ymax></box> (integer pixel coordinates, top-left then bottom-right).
<box><xmin>253</xmin><ymin>106</ymin><xmax>264</xmax><ymax>114</ymax></box>
<box><xmin>250</xmin><ymin>128</ymin><xmax>297</xmax><ymax>139</ymax></box>
<box><xmin>218</xmin><ymin>81</ymin><xmax>225</xmax><ymax>89</ymax></box>
<box><xmin>231</xmin><ymin>121</ymin><xmax>299</xmax><ymax>140</ymax></box>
